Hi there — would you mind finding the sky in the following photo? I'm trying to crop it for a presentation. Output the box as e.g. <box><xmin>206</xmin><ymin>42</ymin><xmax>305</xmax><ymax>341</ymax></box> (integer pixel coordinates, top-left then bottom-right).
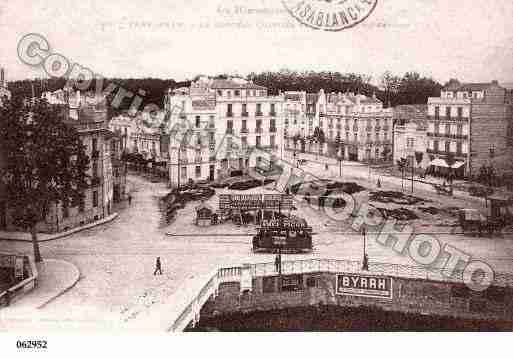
<box><xmin>0</xmin><ymin>0</ymin><xmax>512</xmax><ymax>85</ymax></box>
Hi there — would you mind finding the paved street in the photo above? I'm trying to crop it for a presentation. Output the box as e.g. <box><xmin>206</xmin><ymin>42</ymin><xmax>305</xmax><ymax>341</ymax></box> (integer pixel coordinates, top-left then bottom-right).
<box><xmin>1</xmin><ymin>172</ymin><xmax>513</xmax><ymax>330</ymax></box>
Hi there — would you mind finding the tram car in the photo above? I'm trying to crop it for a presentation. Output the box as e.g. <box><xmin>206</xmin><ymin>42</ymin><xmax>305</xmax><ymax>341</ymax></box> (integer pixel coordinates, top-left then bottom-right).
<box><xmin>252</xmin><ymin>216</ymin><xmax>313</xmax><ymax>253</ymax></box>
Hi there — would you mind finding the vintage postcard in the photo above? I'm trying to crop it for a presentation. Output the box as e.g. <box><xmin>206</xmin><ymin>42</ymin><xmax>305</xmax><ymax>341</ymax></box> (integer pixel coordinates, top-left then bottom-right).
<box><xmin>1</xmin><ymin>0</ymin><xmax>513</xmax><ymax>355</ymax></box>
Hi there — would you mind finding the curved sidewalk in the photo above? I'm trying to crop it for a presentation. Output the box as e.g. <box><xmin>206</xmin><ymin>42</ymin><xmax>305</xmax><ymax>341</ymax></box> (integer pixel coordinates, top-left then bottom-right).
<box><xmin>0</xmin><ymin>213</ymin><xmax>119</xmax><ymax>243</ymax></box>
<box><xmin>0</xmin><ymin>259</ymin><xmax>80</xmax><ymax>329</ymax></box>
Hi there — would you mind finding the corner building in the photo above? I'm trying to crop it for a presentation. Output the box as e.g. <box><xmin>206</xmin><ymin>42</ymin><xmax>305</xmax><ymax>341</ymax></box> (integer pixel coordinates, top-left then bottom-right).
<box><xmin>165</xmin><ymin>78</ymin><xmax>284</xmax><ymax>187</ymax></box>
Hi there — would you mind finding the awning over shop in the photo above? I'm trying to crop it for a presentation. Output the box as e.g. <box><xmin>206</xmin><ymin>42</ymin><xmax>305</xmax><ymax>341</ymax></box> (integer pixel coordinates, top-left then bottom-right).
<box><xmin>429</xmin><ymin>158</ymin><xmax>449</xmax><ymax>168</ymax></box>
<box><xmin>429</xmin><ymin>159</ymin><xmax>466</xmax><ymax>169</ymax></box>
<box><xmin>451</xmin><ymin>161</ymin><xmax>465</xmax><ymax>169</ymax></box>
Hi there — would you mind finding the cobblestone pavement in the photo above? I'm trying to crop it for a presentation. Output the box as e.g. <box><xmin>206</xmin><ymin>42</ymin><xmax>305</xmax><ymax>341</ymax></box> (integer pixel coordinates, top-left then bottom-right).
<box><xmin>1</xmin><ymin>173</ymin><xmax>512</xmax><ymax>330</ymax></box>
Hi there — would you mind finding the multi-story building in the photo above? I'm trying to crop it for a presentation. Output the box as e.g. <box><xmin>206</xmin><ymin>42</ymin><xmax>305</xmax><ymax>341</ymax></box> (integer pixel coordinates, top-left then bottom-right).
<box><xmin>283</xmin><ymin>91</ymin><xmax>307</xmax><ymax>140</ymax></box>
<box><xmin>427</xmin><ymin>80</ymin><xmax>513</xmax><ymax>178</ymax></box>
<box><xmin>110</xmin><ymin>111</ymin><xmax>167</xmax><ymax>162</ymax></box>
<box><xmin>393</xmin><ymin>105</ymin><xmax>429</xmax><ymax>169</ymax></box>
<box><xmin>0</xmin><ymin>68</ymin><xmax>11</xmax><ymax>230</ymax></box>
<box><xmin>165</xmin><ymin>77</ymin><xmax>284</xmax><ymax>187</ymax></box>
<box><xmin>1</xmin><ymin>88</ymin><xmax>125</xmax><ymax>233</ymax></box>
<box><xmin>284</xmin><ymin>89</ymin><xmax>393</xmax><ymax>162</ymax></box>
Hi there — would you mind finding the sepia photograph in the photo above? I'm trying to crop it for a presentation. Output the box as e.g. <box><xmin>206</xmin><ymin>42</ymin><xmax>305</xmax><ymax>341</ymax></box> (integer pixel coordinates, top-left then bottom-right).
<box><xmin>0</xmin><ymin>0</ymin><xmax>513</xmax><ymax>355</ymax></box>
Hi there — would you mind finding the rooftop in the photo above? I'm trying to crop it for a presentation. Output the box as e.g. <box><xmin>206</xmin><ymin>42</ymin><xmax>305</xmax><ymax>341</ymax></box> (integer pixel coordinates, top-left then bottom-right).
<box><xmin>443</xmin><ymin>79</ymin><xmax>502</xmax><ymax>92</ymax></box>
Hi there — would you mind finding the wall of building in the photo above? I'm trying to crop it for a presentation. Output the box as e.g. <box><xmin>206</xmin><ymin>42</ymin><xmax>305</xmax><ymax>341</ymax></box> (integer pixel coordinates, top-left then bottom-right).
<box><xmin>201</xmin><ymin>272</ymin><xmax>513</xmax><ymax>323</ymax></box>
<box><xmin>470</xmin><ymin>88</ymin><xmax>513</xmax><ymax>176</ymax></box>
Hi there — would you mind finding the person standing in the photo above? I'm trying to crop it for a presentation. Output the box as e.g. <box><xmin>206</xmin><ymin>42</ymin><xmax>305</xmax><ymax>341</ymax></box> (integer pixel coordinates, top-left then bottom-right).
<box><xmin>154</xmin><ymin>256</ymin><xmax>163</xmax><ymax>275</ymax></box>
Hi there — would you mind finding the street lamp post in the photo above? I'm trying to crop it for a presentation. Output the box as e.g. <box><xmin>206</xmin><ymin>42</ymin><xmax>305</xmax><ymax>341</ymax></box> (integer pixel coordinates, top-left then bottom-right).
<box><xmin>362</xmin><ymin>226</ymin><xmax>368</xmax><ymax>271</ymax></box>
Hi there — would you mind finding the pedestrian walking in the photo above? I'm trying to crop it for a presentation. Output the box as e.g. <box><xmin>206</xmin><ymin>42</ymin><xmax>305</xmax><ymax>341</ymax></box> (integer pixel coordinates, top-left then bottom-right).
<box><xmin>154</xmin><ymin>256</ymin><xmax>163</xmax><ymax>275</ymax></box>
<box><xmin>275</xmin><ymin>254</ymin><xmax>280</xmax><ymax>273</ymax></box>
<box><xmin>128</xmin><ymin>194</ymin><xmax>132</xmax><ymax>206</ymax></box>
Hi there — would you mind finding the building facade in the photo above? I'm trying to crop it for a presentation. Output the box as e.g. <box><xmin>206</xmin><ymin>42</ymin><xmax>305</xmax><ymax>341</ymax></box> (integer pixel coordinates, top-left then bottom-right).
<box><xmin>165</xmin><ymin>77</ymin><xmax>285</xmax><ymax>187</ymax></box>
<box><xmin>427</xmin><ymin>80</ymin><xmax>513</xmax><ymax>177</ymax></box>
<box><xmin>284</xmin><ymin>89</ymin><xmax>393</xmax><ymax>162</ymax></box>
<box><xmin>393</xmin><ymin>105</ymin><xmax>429</xmax><ymax>169</ymax></box>
<box><xmin>1</xmin><ymin>89</ymin><xmax>125</xmax><ymax>233</ymax></box>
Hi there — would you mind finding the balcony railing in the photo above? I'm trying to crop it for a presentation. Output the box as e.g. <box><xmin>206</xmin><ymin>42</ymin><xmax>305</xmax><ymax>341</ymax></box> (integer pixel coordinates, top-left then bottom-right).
<box><xmin>226</xmin><ymin>128</ymin><xmax>234</xmax><ymax>135</ymax></box>
<box><xmin>241</xmin><ymin>112</ymin><xmax>249</xmax><ymax>117</ymax></box>
<box><xmin>255</xmin><ymin>127</ymin><xmax>263</xmax><ymax>133</ymax></box>
<box><xmin>269</xmin><ymin>111</ymin><xmax>276</xmax><ymax>117</ymax></box>
<box><xmin>269</xmin><ymin>127</ymin><xmax>277</xmax><ymax>133</ymax></box>
<box><xmin>226</xmin><ymin>112</ymin><xmax>233</xmax><ymax>118</ymax></box>
<box><xmin>241</xmin><ymin>128</ymin><xmax>249</xmax><ymax>134</ymax></box>
<box><xmin>428</xmin><ymin>116</ymin><xmax>468</xmax><ymax>123</ymax></box>
<box><xmin>256</xmin><ymin>111</ymin><xmax>263</xmax><ymax>117</ymax></box>
<box><xmin>428</xmin><ymin>132</ymin><xmax>468</xmax><ymax>140</ymax></box>
<box><xmin>179</xmin><ymin>113</ymin><xmax>186</xmax><ymax>120</ymax></box>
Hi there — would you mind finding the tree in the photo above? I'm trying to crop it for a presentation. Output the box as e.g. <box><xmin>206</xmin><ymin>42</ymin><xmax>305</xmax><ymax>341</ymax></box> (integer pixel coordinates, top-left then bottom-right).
<box><xmin>381</xmin><ymin>71</ymin><xmax>401</xmax><ymax>107</ymax></box>
<box><xmin>0</xmin><ymin>97</ymin><xmax>89</xmax><ymax>262</ymax></box>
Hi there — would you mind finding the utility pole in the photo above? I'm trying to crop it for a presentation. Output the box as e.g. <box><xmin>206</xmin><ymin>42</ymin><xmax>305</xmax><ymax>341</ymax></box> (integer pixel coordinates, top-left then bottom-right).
<box><xmin>362</xmin><ymin>226</ymin><xmax>368</xmax><ymax>271</ymax></box>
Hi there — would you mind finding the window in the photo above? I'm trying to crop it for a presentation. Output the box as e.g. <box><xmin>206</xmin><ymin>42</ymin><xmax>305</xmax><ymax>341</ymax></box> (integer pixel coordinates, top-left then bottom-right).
<box><xmin>63</xmin><ymin>199</ymin><xmax>69</xmax><ymax>219</ymax></box>
<box><xmin>445</xmin><ymin>141</ymin><xmax>450</xmax><ymax>153</ymax></box>
<box><xmin>446</xmin><ymin>106</ymin><xmax>451</xmax><ymax>120</ymax></box>
<box><xmin>241</xmin><ymin>119</ymin><xmax>247</xmax><ymax>132</ymax></box>
<box><xmin>457</xmin><ymin>124</ymin><xmax>463</xmax><ymax>136</ymax></box>
<box><xmin>195</xmin><ymin>166</ymin><xmax>201</xmax><ymax>178</ymax></box>
<box><xmin>181</xmin><ymin>166</ymin><xmax>187</xmax><ymax>179</ymax></box>
<box><xmin>79</xmin><ymin>193</ymin><xmax>85</xmax><ymax>213</ymax></box>
<box><xmin>256</xmin><ymin>136</ymin><xmax>261</xmax><ymax>147</ymax></box>
<box><xmin>456</xmin><ymin>142</ymin><xmax>462</xmax><ymax>155</ymax></box>
<box><xmin>217</xmin><ymin>90</ymin><xmax>222</xmax><ymax>96</ymax></box>
<box><xmin>92</xmin><ymin>161</ymin><xmax>98</xmax><ymax>178</ymax></box>
<box><xmin>195</xmin><ymin>116</ymin><xmax>200</xmax><ymax>128</ymax></box>
<box><xmin>445</xmin><ymin>124</ymin><xmax>451</xmax><ymax>135</ymax></box>
<box><xmin>241</xmin><ymin>137</ymin><xmax>247</xmax><ymax>148</ymax></box>
<box><xmin>234</xmin><ymin>90</ymin><xmax>240</xmax><ymax>96</ymax></box>
<box><xmin>227</xmin><ymin>120</ymin><xmax>233</xmax><ymax>134</ymax></box>
<box><xmin>92</xmin><ymin>138</ymin><xmax>98</xmax><ymax>152</ymax></box>
<box><xmin>227</xmin><ymin>91</ymin><xmax>231</xmax><ymax>98</ymax></box>
<box><xmin>93</xmin><ymin>191</ymin><xmax>98</xmax><ymax>208</ymax></box>
<box><xmin>242</xmin><ymin>103</ymin><xmax>247</xmax><ymax>116</ymax></box>
<box><xmin>435</xmin><ymin>106</ymin><xmax>440</xmax><ymax>120</ymax></box>
<box><xmin>270</xmin><ymin>103</ymin><xmax>276</xmax><ymax>115</ymax></box>
<box><xmin>227</xmin><ymin>104</ymin><xmax>233</xmax><ymax>117</ymax></box>
<box><xmin>270</xmin><ymin>135</ymin><xmax>275</xmax><ymax>147</ymax></box>
<box><xmin>256</xmin><ymin>103</ymin><xmax>262</xmax><ymax>115</ymax></box>
<box><xmin>434</xmin><ymin>122</ymin><xmax>440</xmax><ymax>134</ymax></box>
<box><xmin>457</xmin><ymin>107</ymin><xmax>463</xmax><ymax>119</ymax></box>
<box><xmin>434</xmin><ymin>140</ymin><xmax>439</xmax><ymax>152</ymax></box>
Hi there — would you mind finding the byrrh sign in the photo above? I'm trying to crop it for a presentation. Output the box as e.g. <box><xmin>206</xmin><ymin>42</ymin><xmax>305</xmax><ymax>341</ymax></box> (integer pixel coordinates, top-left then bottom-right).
<box><xmin>336</xmin><ymin>273</ymin><xmax>393</xmax><ymax>299</ymax></box>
